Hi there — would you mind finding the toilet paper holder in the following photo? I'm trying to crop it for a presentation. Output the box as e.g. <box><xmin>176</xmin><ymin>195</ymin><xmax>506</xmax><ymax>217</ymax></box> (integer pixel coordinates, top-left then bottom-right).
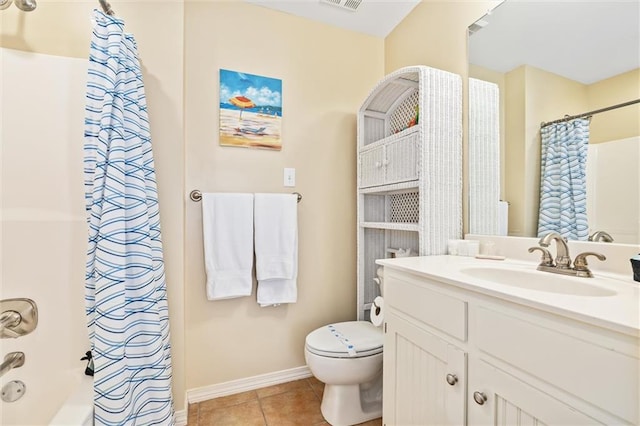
<box><xmin>372</xmin><ymin>298</ymin><xmax>382</xmax><ymax>316</ymax></box>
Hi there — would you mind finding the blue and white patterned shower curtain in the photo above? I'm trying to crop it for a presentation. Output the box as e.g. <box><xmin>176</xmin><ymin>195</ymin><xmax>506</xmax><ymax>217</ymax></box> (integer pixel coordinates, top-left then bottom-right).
<box><xmin>84</xmin><ymin>10</ymin><xmax>174</xmax><ymax>425</ymax></box>
<box><xmin>537</xmin><ymin>118</ymin><xmax>589</xmax><ymax>240</ymax></box>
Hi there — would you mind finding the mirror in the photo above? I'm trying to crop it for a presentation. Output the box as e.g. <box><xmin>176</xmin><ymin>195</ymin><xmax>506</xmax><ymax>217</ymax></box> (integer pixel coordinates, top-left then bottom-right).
<box><xmin>467</xmin><ymin>0</ymin><xmax>640</xmax><ymax>244</ymax></box>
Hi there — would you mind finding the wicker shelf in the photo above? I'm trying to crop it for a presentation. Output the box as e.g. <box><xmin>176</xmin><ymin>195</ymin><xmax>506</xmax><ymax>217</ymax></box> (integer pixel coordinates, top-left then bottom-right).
<box><xmin>358</xmin><ymin>180</ymin><xmax>419</xmax><ymax>195</ymax></box>
<box><xmin>356</xmin><ymin>65</ymin><xmax>463</xmax><ymax>321</ymax></box>
<box><xmin>360</xmin><ymin>222</ymin><xmax>419</xmax><ymax>232</ymax></box>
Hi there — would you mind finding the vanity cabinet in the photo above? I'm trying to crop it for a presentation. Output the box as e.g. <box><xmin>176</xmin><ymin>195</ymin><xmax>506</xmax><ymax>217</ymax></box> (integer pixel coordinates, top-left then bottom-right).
<box><xmin>381</xmin><ymin>266</ymin><xmax>639</xmax><ymax>426</ymax></box>
<box><xmin>357</xmin><ymin>66</ymin><xmax>462</xmax><ymax>320</ymax></box>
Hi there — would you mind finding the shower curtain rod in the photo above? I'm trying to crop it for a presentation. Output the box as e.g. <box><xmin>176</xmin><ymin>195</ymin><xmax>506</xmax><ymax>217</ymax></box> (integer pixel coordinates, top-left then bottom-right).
<box><xmin>98</xmin><ymin>0</ymin><xmax>114</xmax><ymax>16</ymax></box>
<box><xmin>540</xmin><ymin>98</ymin><xmax>640</xmax><ymax>128</ymax></box>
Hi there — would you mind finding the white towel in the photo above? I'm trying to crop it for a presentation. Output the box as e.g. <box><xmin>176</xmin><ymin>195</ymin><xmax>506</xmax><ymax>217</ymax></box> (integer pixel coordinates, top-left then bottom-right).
<box><xmin>202</xmin><ymin>193</ymin><xmax>254</xmax><ymax>300</ymax></box>
<box><xmin>254</xmin><ymin>193</ymin><xmax>298</xmax><ymax>306</ymax></box>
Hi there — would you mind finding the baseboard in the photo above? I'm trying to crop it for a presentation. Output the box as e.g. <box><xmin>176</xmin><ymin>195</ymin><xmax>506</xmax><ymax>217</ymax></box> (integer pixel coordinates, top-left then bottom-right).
<box><xmin>174</xmin><ymin>409</ymin><xmax>187</xmax><ymax>426</ymax></box>
<box><xmin>186</xmin><ymin>365</ymin><xmax>312</xmax><ymax>404</ymax></box>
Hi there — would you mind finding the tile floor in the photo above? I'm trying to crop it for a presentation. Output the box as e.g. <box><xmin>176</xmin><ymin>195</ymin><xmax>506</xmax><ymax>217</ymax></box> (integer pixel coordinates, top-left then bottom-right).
<box><xmin>187</xmin><ymin>377</ymin><xmax>382</xmax><ymax>426</ymax></box>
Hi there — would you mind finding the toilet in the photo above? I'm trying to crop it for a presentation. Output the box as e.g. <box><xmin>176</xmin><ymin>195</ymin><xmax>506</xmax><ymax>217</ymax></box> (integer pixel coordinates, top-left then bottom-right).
<box><xmin>304</xmin><ymin>320</ymin><xmax>383</xmax><ymax>425</ymax></box>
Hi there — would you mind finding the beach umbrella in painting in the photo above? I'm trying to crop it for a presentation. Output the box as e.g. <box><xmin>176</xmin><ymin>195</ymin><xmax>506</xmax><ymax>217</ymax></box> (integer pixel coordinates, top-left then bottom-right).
<box><xmin>229</xmin><ymin>95</ymin><xmax>256</xmax><ymax>120</ymax></box>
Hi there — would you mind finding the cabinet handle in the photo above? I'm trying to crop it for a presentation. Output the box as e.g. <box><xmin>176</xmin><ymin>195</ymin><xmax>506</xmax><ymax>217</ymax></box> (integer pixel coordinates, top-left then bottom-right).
<box><xmin>445</xmin><ymin>374</ymin><xmax>458</xmax><ymax>386</ymax></box>
<box><xmin>473</xmin><ymin>391</ymin><xmax>488</xmax><ymax>405</ymax></box>
<box><xmin>375</xmin><ymin>161</ymin><xmax>382</xmax><ymax>168</ymax></box>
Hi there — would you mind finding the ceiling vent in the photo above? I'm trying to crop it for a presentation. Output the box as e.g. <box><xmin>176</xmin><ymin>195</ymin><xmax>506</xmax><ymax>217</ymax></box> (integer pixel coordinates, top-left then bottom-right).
<box><xmin>320</xmin><ymin>0</ymin><xmax>363</xmax><ymax>12</ymax></box>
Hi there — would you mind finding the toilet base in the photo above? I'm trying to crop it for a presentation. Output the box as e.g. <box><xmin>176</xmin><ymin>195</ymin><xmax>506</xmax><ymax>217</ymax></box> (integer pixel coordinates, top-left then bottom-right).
<box><xmin>320</xmin><ymin>376</ymin><xmax>382</xmax><ymax>426</ymax></box>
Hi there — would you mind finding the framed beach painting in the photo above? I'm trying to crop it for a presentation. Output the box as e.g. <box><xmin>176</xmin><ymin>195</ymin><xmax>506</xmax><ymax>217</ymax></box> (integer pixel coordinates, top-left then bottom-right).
<box><xmin>219</xmin><ymin>69</ymin><xmax>282</xmax><ymax>150</ymax></box>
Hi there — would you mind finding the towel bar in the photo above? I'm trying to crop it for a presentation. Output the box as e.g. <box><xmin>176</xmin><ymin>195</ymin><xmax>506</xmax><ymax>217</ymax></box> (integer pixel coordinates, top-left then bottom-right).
<box><xmin>190</xmin><ymin>190</ymin><xmax>302</xmax><ymax>203</ymax></box>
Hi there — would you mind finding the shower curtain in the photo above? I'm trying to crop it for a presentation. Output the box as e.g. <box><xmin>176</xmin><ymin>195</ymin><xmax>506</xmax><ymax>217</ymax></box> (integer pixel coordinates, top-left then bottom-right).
<box><xmin>537</xmin><ymin>118</ymin><xmax>589</xmax><ymax>240</ymax></box>
<box><xmin>83</xmin><ymin>10</ymin><xmax>174</xmax><ymax>425</ymax></box>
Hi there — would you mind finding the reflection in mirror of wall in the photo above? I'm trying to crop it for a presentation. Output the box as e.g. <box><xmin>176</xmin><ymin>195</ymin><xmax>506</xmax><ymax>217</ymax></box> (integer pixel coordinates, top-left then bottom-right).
<box><xmin>467</xmin><ymin>0</ymin><xmax>640</xmax><ymax>244</ymax></box>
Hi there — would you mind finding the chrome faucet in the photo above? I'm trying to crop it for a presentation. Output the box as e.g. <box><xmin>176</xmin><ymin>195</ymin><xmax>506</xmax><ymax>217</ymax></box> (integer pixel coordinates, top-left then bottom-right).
<box><xmin>573</xmin><ymin>252</ymin><xmax>607</xmax><ymax>278</ymax></box>
<box><xmin>538</xmin><ymin>232</ymin><xmax>572</xmax><ymax>269</ymax></box>
<box><xmin>588</xmin><ymin>230</ymin><xmax>614</xmax><ymax>243</ymax></box>
<box><xmin>530</xmin><ymin>232</ymin><xmax>606</xmax><ymax>278</ymax></box>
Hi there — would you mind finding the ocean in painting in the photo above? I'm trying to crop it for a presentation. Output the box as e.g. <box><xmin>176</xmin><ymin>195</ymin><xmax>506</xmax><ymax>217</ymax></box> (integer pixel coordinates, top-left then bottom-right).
<box><xmin>219</xmin><ymin>102</ymin><xmax>282</xmax><ymax>150</ymax></box>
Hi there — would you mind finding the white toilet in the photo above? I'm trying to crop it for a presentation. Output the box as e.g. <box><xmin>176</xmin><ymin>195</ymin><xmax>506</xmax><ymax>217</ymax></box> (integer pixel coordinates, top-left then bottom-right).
<box><xmin>305</xmin><ymin>269</ymin><xmax>385</xmax><ymax>425</ymax></box>
<box><xmin>305</xmin><ymin>318</ymin><xmax>383</xmax><ymax>425</ymax></box>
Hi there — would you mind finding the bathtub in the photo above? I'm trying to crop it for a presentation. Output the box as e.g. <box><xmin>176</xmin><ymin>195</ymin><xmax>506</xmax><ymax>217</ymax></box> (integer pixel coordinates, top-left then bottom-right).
<box><xmin>49</xmin><ymin>373</ymin><xmax>94</xmax><ymax>426</ymax></box>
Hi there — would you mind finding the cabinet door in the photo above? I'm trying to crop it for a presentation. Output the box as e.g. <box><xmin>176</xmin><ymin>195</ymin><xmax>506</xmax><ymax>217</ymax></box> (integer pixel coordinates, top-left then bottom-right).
<box><xmin>383</xmin><ymin>313</ymin><xmax>466</xmax><ymax>426</ymax></box>
<box><xmin>468</xmin><ymin>359</ymin><xmax>604</xmax><ymax>426</ymax></box>
<box><xmin>384</xmin><ymin>133</ymin><xmax>418</xmax><ymax>185</ymax></box>
<box><xmin>359</xmin><ymin>146</ymin><xmax>386</xmax><ymax>188</ymax></box>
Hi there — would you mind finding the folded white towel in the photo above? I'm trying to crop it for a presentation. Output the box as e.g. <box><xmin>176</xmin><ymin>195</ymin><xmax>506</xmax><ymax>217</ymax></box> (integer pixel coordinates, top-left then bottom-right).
<box><xmin>254</xmin><ymin>193</ymin><xmax>298</xmax><ymax>306</ymax></box>
<box><xmin>202</xmin><ymin>193</ymin><xmax>254</xmax><ymax>300</ymax></box>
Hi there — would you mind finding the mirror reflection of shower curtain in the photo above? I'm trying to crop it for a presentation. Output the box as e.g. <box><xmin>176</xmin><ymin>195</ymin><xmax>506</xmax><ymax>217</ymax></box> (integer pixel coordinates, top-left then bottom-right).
<box><xmin>469</xmin><ymin>78</ymin><xmax>501</xmax><ymax>235</ymax></box>
<box><xmin>537</xmin><ymin>118</ymin><xmax>589</xmax><ymax>240</ymax></box>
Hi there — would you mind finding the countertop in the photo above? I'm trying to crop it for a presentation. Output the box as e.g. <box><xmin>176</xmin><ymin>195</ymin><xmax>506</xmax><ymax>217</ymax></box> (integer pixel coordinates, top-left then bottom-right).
<box><xmin>377</xmin><ymin>255</ymin><xmax>640</xmax><ymax>337</ymax></box>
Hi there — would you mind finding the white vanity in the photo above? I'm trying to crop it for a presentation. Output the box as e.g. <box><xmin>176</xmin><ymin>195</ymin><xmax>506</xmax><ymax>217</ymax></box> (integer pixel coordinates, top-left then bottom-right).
<box><xmin>377</xmin><ymin>254</ymin><xmax>640</xmax><ymax>425</ymax></box>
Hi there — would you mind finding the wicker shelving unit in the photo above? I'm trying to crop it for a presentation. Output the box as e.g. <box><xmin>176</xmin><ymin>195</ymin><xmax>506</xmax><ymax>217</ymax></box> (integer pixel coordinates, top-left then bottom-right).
<box><xmin>357</xmin><ymin>66</ymin><xmax>463</xmax><ymax>320</ymax></box>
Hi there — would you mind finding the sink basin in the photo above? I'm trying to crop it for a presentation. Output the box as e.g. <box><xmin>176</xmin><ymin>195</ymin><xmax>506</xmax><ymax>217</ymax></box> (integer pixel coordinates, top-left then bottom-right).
<box><xmin>459</xmin><ymin>267</ymin><xmax>617</xmax><ymax>297</ymax></box>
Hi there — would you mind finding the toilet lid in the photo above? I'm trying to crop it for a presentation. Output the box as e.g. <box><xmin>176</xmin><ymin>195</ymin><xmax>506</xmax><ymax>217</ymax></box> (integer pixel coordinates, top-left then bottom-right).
<box><xmin>305</xmin><ymin>321</ymin><xmax>383</xmax><ymax>358</ymax></box>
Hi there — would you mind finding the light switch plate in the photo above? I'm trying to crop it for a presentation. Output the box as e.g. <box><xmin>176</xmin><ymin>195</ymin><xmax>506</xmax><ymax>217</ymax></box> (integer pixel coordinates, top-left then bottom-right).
<box><xmin>284</xmin><ymin>168</ymin><xmax>295</xmax><ymax>187</ymax></box>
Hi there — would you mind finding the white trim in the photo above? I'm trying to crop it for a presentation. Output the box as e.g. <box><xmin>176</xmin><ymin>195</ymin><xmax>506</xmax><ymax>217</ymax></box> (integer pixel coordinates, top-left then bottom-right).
<box><xmin>174</xmin><ymin>409</ymin><xmax>187</xmax><ymax>426</ymax></box>
<box><xmin>186</xmin><ymin>366</ymin><xmax>312</xmax><ymax>404</ymax></box>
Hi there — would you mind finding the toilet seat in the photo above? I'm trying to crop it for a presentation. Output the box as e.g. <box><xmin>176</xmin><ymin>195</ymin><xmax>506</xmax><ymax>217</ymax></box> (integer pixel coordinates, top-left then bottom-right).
<box><xmin>305</xmin><ymin>321</ymin><xmax>383</xmax><ymax>359</ymax></box>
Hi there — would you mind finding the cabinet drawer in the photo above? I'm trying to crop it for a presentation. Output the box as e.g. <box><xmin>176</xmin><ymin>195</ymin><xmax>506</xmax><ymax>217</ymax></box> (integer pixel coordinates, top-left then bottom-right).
<box><xmin>386</xmin><ymin>275</ymin><xmax>467</xmax><ymax>341</ymax></box>
<box><xmin>475</xmin><ymin>307</ymin><xmax>639</xmax><ymax>424</ymax></box>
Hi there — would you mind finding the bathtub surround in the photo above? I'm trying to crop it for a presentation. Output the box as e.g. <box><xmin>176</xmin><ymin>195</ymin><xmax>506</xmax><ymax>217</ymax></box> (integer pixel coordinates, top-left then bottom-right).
<box><xmin>83</xmin><ymin>10</ymin><xmax>174</xmax><ymax>424</ymax></box>
<box><xmin>1</xmin><ymin>48</ymin><xmax>92</xmax><ymax>425</ymax></box>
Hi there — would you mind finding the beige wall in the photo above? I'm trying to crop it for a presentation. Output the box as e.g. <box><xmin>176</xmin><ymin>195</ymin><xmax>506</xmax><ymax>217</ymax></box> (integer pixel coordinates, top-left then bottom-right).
<box><xmin>1</xmin><ymin>0</ymin><xmax>186</xmax><ymax>410</ymax></box>
<box><xmin>183</xmin><ymin>1</ymin><xmax>383</xmax><ymax>389</ymax></box>
<box><xmin>588</xmin><ymin>68</ymin><xmax>640</xmax><ymax>143</ymax></box>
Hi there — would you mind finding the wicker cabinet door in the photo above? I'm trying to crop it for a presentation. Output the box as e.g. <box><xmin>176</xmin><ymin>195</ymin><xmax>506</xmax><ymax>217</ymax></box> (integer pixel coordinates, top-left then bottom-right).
<box><xmin>359</xmin><ymin>146</ymin><xmax>386</xmax><ymax>188</ymax></box>
<box><xmin>384</xmin><ymin>133</ymin><xmax>418</xmax><ymax>185</ymax></box>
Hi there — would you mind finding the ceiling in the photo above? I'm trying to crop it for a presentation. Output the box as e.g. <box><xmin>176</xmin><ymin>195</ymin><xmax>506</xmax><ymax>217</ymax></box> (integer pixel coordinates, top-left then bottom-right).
<box><xmin>244</xmin><ymin>0</ymin><xmax>421</xmax><ymax>38</ymax></box>
<box><xmin>469</xmin><ymin>0</ymin><xmax>640</xmax><ymax>84</ymax></box>
<box><xmin>244</xmin><ymin>0</ymin><xmax>639</xmax><ymax>85</ymax></box>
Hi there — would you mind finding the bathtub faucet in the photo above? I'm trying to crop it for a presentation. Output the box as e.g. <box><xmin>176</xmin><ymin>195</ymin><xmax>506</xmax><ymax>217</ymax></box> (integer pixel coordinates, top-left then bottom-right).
<box><xmin>0</xmin><ymin>352</ymin><xmax>25</xmax><ymax>378</ymax></box>
<box><xmin>0</xmin><ymin>298</ymin><xmax>38</xmax><ymax>339</ymax></box>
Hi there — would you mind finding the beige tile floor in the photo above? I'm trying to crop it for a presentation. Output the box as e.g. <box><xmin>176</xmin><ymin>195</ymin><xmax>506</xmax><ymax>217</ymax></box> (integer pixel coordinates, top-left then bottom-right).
<box><xmin>187</xmin><ymin>377</ymin><xmax>382</xmax><ymax>426</ymax></box>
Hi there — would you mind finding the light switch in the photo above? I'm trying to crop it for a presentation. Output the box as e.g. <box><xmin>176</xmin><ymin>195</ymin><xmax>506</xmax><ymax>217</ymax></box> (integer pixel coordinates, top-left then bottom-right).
<box><xmin>284</xmin><ymin>168</ymin><xmax>296</xmax><ymax>187</ymax></box>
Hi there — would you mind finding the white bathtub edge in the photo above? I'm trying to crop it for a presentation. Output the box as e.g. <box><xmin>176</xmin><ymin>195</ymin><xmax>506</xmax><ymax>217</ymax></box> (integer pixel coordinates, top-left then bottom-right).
<box><xmin>49</xmin><ymin>374</ymin><xmax>93</xmax><ymax>426</ymax></box>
